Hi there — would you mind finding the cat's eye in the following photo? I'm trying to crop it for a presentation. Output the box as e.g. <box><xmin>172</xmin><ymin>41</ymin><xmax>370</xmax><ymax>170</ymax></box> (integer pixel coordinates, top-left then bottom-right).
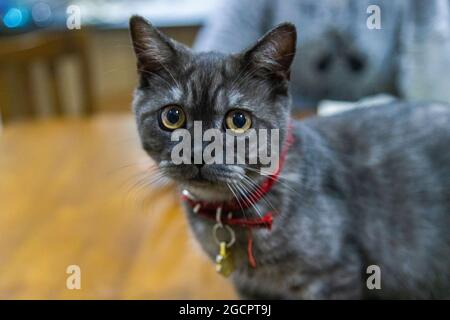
<box><xmin>160</xmin><ymin>105</ymin><xmax>186</xmax><ymax>130</ymax></box>
<box><xmin>225</xmin><ymin>109</ymin><xmax>252</xmax><ymax>134</ymax></box>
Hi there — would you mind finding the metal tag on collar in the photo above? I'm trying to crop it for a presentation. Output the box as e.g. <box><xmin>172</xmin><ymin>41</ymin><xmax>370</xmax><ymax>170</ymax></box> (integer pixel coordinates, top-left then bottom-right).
<box><xmin>213</xmin><ymin>207</ymin><xmax>235</xmax><ymax>277</ymax></box>
<box><xmin>216</xmin><ymin>241</ymin><xmax>234</xmax><ymax>277</ymax></box>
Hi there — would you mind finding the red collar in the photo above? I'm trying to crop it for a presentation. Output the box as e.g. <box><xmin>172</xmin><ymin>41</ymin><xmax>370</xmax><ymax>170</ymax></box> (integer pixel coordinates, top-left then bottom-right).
<box><xmin>181</xmin><ymin>123</ymin><xmax>295</xmax><ymax>268</ymax></box>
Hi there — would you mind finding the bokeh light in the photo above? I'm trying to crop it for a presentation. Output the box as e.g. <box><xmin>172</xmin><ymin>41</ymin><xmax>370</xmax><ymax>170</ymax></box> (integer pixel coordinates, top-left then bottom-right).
<box><xmin>3</xmin><ymin>7</ymin><xmax>26</xmax><ymax>28</ymax></box>
<box><xmin>31</xmin><ymin>2</ymin><xmax>52</xmax><ymax>26</ymax></box>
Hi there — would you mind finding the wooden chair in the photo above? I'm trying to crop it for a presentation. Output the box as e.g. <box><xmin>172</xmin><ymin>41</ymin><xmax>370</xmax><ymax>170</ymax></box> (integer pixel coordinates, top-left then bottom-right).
<box><xmin>0</xmin><ymin>30</ymin><xmax>94</xmax><ymax>123</ymax></box>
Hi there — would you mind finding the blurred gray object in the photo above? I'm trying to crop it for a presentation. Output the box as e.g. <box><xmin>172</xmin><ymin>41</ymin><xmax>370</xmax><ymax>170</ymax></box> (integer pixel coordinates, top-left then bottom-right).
<box><xmin>399</xmin><ymin>0</ymin><xmax>450</xmax><ymax>104</ymax></box>
<box><xmin>73</xmin><ymin>0</ymin><xmax>219</xmax><ymax>28</ymax></box>
<box><xmin>318</xmin><ymin>93</ymin><xmax>397</xmax><ymax>116</ymax></box>
<box><xmin>195</xmin><ymin>0</ymin><xmax>450</xmax><ymax>111</ymax></box>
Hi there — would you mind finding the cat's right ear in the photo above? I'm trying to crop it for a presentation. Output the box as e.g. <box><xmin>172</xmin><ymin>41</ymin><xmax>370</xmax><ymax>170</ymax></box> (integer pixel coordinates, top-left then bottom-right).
<box><xmin>129</xmin><ymin>15</ymin><xmax>179</xmax><ymax>72</ymax></box>
<box><xmin>241</xmin><ymin>22</ymin><xmax>297</xmax><ymax>80</ymax></box>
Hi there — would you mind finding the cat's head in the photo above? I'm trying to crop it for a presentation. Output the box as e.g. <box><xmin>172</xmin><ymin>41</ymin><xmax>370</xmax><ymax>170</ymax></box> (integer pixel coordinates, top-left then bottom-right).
<box><xmin>129</xmin><ymin>16</ymin><xmax>296</xmax><ymax>201</ymax></box>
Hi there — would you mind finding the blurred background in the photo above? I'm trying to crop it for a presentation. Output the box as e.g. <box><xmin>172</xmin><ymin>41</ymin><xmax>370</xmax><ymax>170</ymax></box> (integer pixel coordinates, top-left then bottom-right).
<box><xmin>0</xmin><ymin>0</ymin><xmax>449</xmax><ymax>299</ymax></box>
<box><xmin>0</xmin><ymin>0</ymin><xmax>236</xmax><ymax>300</ymax></box>
<box><xmin>0</xmin><ymin>0</ymin><xmax>216</xmax><ymax>122</ymax></box>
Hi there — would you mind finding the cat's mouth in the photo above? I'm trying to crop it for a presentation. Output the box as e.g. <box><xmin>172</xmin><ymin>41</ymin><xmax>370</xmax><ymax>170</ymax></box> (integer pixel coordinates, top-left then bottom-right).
<box><xmin>158</xmin><ymin>162</ymin><xmax>264</xmax><ymax>202</ymax></box>
<box><xmin>159</xmin><ymin>161</ymin><xmax>245</xmax><ymax>186</ymax></box>
<box><xmin>189</xmin><ymin>173</ymin><xmax>214</xmax><ymax>184</ymax></box>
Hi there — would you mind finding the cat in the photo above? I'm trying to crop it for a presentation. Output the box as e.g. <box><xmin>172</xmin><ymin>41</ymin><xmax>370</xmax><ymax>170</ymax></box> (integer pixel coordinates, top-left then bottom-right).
<box><xmin>129</xmin><ymin>15</ymin><xmax>450</xmax><ymax>299</ymax></box>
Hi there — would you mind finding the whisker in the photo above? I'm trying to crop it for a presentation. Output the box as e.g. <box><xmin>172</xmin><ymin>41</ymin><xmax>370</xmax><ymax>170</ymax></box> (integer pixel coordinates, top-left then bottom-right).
<box><xmin>105</xmin><ymin>161</ymin><xmax>158</xmax><ymax>177</ymax></box>
<box><xmin>123</xmin><ymin>169</ymin><xmax>172</xmax><ymax>212</ymax></box>
<box><xmin>235</xmin><ymin>181</ymin><xmax>264</xmax><ymax>219</ymax></box>
<box><xmin>227</xmin><ymin>182</ymin><xmax>248</xmax><ymax>220</ymax></box>
<box><xmin>241</xmin><ymin>175</ymin><xmax>279</xmax><ymax>215</ymax></box>
<box><xmin>137</xmin><ymin>68</ymin><xmax>175</xmax><ymax>91</ymax></box>
<box><xmin>241</xmin><ymin>165</ymin><xmax>301</xmax><ymax>194</ymax></box>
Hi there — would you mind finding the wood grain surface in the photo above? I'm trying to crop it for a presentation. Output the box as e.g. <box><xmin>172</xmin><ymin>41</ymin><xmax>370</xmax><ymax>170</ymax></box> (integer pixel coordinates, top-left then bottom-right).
<box><xmin>0</xmin><ymin>114</ymin><xmax>236</xmax><ymax>299</ymax></box>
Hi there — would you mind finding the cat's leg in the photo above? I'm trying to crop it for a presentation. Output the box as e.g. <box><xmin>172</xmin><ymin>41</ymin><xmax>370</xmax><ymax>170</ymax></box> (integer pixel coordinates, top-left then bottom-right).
<box><xmin>287</xmin><ymin>266</ymin><xmax>364</xmax><ymax>299</ymax></box>
<box><xmin>235</xmin><ymin>286</ymin><xmax>286</xmax><ymax>300</ymax></box>
<box><xmin>235</xmin><ymin>273</ymin><xmax>363</xmax><ymax>300</ymax></box>
<box><xmin>234</xmin><ymin>266</ymin><xmax>364</xmax><ymax>300</ymax></box>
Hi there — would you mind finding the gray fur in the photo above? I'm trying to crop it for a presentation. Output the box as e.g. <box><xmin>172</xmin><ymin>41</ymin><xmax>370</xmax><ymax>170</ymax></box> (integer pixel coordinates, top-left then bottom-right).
<box><xmin>130</xmin><ymin>16</ymin><xmax>450</xmax><ymax>299</ymax></box>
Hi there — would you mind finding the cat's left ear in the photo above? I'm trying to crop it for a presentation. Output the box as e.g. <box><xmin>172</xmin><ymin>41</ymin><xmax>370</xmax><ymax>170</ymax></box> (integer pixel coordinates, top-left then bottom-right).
<box><xmin>242</xmin><ymin>23</ymin><xmax>297</xmax><ymax>80</ymax></box>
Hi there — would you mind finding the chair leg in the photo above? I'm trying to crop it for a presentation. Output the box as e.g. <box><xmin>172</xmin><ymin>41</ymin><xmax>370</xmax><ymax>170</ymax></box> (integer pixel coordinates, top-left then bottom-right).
<box><xmin>76</xmin><ymin>31</ymin><xmax>95</xmax><ymax>115</ymax></box>
<box><xmin>16</xmin><ymin>64</ymin><xmax>35</xmax><ymax>118</ymax></box>
<box><xmin>0</xmin><ymin>70</ymin><xmax>10</xmax><ymax>124</ymax></box>
<box><xmin>48</xmin><ymin>61</ymin><xmax>63</xmax><ymax>116</ymax></box>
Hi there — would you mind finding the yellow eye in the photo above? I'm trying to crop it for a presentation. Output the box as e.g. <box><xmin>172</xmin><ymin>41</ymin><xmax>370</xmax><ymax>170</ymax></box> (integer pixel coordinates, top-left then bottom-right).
<box><xmin>225</xmin><ymin>109</ymin><xmax>252</xmax><ymax>134</ymax></box>
<box><xmin>160</xmin><ymin>105</ymin><xmax>186</xmax><ymax>130</ymax></box>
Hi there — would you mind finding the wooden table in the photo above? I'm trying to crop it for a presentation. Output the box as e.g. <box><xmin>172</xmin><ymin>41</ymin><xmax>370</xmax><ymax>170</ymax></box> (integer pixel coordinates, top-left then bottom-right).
<box><xmin>0</xmin><ymin>114</ymin><xmax>236</xmax><ymax>299</ymax></box>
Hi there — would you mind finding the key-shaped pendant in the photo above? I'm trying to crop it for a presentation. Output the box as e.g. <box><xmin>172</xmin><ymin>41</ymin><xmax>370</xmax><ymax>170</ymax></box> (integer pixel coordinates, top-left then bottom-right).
<box><xmin>215</xmin><ymin>241</ymin><xmax>234</xmax><ymax>277</ymax></box>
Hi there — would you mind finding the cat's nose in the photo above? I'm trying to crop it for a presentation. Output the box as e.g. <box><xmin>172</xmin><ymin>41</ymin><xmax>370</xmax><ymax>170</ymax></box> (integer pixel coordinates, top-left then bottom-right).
<box><xmin>194</xmin><ymin>163</ymin><xmax>204</xmax><ymax>179</ymax></box>
<box><xmin>191</xmin><ymin>152</ymin><xmax>205</xmax><ymax>166</ymax></box>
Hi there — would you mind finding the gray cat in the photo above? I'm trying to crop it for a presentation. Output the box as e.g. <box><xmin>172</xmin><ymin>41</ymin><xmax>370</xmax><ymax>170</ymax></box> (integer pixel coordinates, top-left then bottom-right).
<box><xmin>129</xmin><ymin>16</ymin><xmax>450</xmax><ymax>299</ymax></box>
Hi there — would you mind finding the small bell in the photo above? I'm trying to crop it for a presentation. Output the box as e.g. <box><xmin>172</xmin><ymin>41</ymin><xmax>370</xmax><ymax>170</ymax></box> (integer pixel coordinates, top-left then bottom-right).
<box><xmin>215</xmin><ymin>241</ymin><xmax>234</xmax><ymax>277</ymax></box>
